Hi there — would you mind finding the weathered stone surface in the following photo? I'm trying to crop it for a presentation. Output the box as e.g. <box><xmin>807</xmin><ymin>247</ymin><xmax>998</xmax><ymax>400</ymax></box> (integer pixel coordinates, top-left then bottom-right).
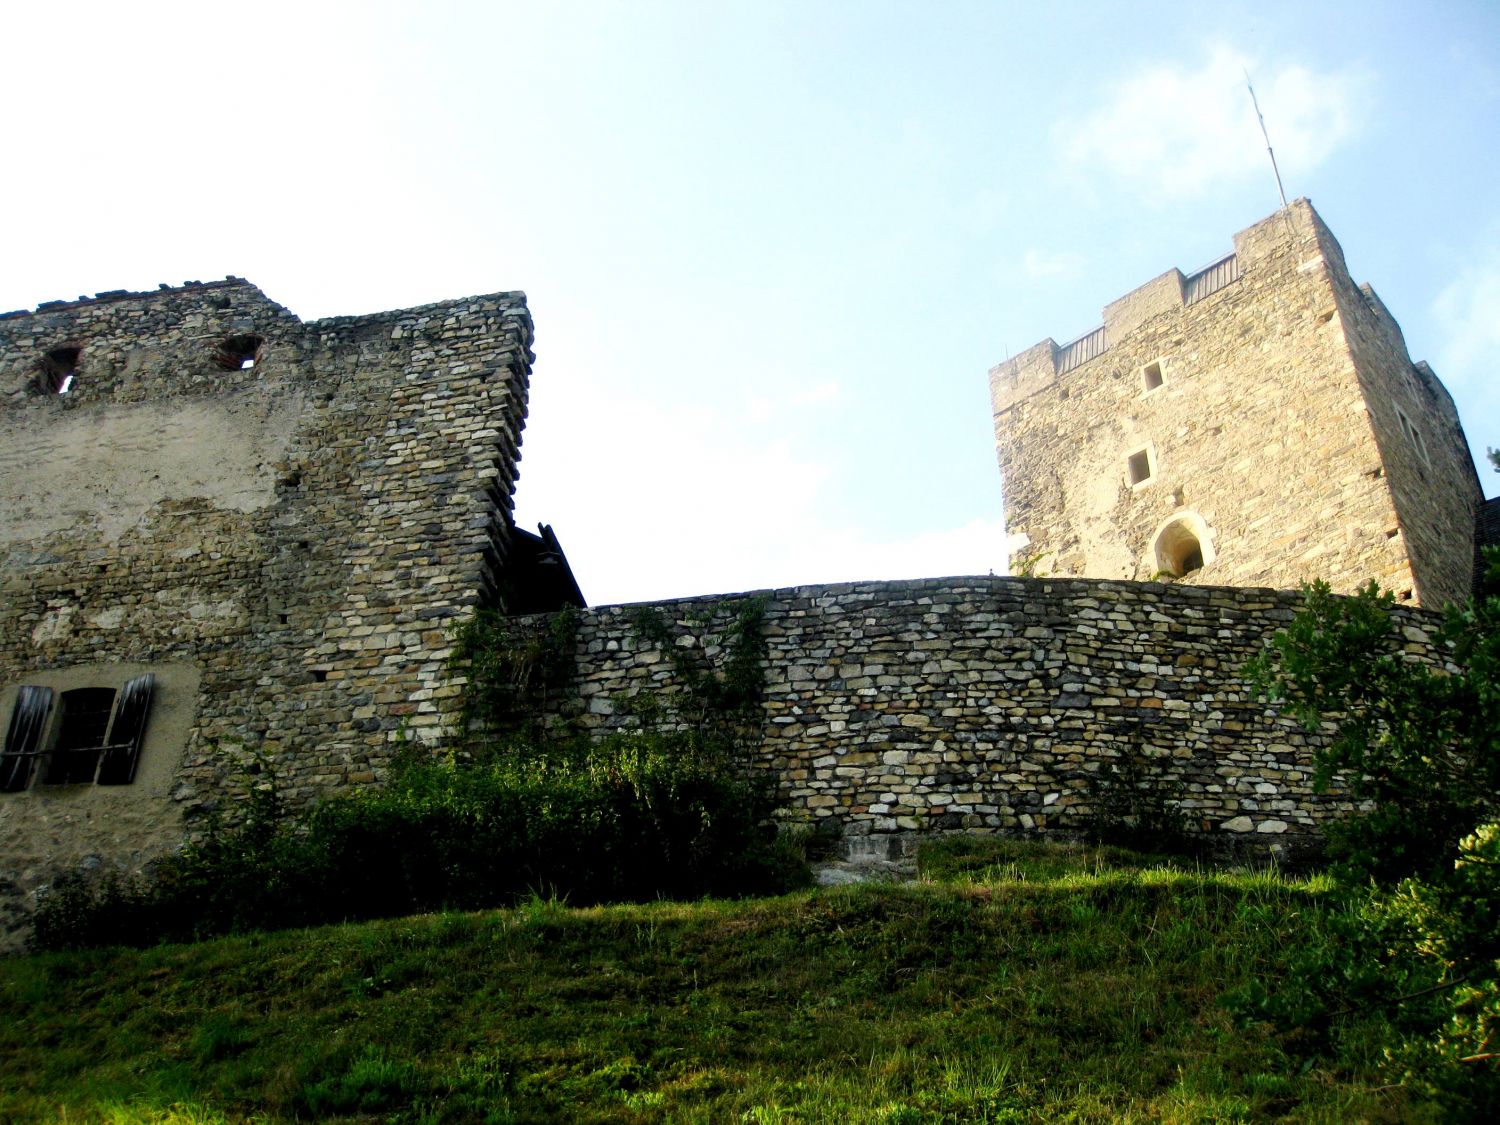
<box><xmin>1</xmin><ymin>280</ymin><xmax>534</xmax><ymax>947</ymax></box>
<box><xmin>511</xmin><ymin>576</ymin><xmax>1444</xmax><ymax>849</ymax></box>
<box><xmin>990</xmin><ymin>199</ymin><xmax>1483</xmax><ymax>609</ymax></box>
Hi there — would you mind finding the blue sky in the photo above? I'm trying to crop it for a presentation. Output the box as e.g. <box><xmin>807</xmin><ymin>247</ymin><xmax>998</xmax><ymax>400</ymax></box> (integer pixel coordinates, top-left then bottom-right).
<box><xmin>4</xmin><ymin>1</ymin><xmax>1496</xmax><ymax>605</ymax></box>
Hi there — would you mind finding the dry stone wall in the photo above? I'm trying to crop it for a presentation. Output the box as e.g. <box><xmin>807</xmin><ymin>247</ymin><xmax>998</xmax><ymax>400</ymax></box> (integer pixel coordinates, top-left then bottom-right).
<box><xmin>0</xmin><ymin>280</ymin><xmax>534</xmax><ymax>944</ymax></box>
<box><xmin>521</xmin><ymin>576</ymin><xmax>1445</xmax><ymax>857</ymax></box>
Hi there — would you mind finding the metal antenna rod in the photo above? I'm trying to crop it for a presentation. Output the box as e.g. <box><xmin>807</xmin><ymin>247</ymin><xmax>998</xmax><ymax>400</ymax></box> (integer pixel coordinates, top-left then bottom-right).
<box><xmin>1245</xmin><ymin>70</ymin><xmax>1288</xmax><ymax>209</ymax></box>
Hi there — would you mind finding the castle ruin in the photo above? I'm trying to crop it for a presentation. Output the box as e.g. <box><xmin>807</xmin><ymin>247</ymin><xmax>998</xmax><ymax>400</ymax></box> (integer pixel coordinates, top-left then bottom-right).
<box><xmin>1</xmin><ymin>202</ymin><xmax>1490</xmax><ymax>946</ymax></box>
<box><xmin>0</xmin><ymin>280</ymin><xmax>579</xmax><ymax>940</ymax></box>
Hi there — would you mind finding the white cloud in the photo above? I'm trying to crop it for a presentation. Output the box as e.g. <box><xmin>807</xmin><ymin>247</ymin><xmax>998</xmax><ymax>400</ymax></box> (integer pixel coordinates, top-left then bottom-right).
<box><xmin>1058</xmin><ymin>45</ymin><xmax>1368</xmax><ymax>200</ymax></box>
<box><xmin>1023</xmin><ymin>249</ymin><xmax>1084</xmax><ymax>278</ymax></box>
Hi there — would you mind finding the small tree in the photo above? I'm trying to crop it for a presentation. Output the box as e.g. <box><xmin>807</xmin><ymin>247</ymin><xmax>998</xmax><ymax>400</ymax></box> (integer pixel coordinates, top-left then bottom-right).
<box><xmin>1238</xmin><ymin>452</ymin><xmax>1500</xmax><ymax>1114</ymax></box>
<box><xmin>1246</xmin><ymin>569</ymin><xmax>1500</xmax><ymax>882</ymax></box>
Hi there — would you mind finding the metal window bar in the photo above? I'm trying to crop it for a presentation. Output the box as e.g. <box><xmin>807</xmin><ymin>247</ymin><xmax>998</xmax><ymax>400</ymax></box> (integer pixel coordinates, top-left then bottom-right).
<box><xmin>1057</xmin><ymin>326</ymin><xmax>1108</xmax><ymax>373</ymax></box>
<box><xmin>1184</xmin><ymin>254</ymin><xmax>1241</xmax><ymax>305</ymax></box>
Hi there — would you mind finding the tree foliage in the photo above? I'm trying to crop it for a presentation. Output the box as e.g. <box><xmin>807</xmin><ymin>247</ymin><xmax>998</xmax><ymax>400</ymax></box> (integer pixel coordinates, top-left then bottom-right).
<box><xmin>1246</xmin><ymin>573</ymin><xmax>1500</xmax><ymax>882</ymax></box>
<box><xmin>1241</xmin><ymin>452</ymin><xmax>1500</xmax><ymax>1114</ymax></box>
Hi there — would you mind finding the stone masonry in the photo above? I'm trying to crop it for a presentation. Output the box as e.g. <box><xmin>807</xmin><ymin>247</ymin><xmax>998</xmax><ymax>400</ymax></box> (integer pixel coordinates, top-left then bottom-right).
<box><xmin>0</xmin><ymin>280</ymin><xmax>534</xmax><ymax>942</ymax></box>
<box><xmin>1</xmin><ymin>202</ymin><xmax>1485</xmax><ymax>948</ymax></box>
<box><xmin>514</xmin><ymin>577</ymin><xmax>1445</xmax><ymax>855</ymax></box>
<box><xmin>990</xmin><ymin>200</ymin><xmax>1484</xmax><ymax>608</ymax></box>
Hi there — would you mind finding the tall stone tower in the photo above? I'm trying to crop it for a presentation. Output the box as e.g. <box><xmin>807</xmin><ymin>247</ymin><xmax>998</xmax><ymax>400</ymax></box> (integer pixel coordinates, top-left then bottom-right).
<box><xmin>989</xmin><ymin>199</ymin><xmax>1483</xmax><ymax>608</ymax></box>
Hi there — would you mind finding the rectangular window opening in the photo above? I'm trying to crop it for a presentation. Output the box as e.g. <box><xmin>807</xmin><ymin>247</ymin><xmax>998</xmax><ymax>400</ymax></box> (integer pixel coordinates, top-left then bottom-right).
<box><xmin>4</xmin><ymin>675</ymin><xmax>154</xmax><ymax>791</ymax></box>
<box><xmin>44</xmin><ymin>688</ymin><xmax>117</xmax><ymax>784</ymax></box>
<box><xmin>1127</xmin><ymin>449</ymin><xmax>1153</xmax><ymax>486</ymax></box>
<box><xmin>1142</xmin><ymin>361</ymin><xmax>1164</xmax><ymax>391</ymax></box>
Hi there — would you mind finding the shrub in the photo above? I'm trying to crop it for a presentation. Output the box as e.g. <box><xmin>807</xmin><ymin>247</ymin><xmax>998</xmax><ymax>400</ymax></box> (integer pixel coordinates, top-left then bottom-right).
<box><xmin>33</xmin><ymin>594</ymin><xmax>802</xmax><ymax>950</ymax></box>
<box><xmin>1241</xmin><ymin>485</ymin><xmax>1500</xmax><ymax>1115</ymax></box>
<box><xmin>31</xmin><ymin>736</ymin><xmax>808</xmax><ymax>950</ymax></box>
<box><xmin>1083</xmin><ymin>747</ymin><xmax>1195</xmax><ymax>857</ymax></box>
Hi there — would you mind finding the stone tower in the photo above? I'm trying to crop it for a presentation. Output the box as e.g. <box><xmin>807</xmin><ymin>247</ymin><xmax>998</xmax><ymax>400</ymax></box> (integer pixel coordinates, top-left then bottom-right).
<box><xmin>989</xmin><ymin>199</ymin><xmax>1483</xmax><ymax>608</ymax></box>
<box><xmin>0</xmin><ymin>280</ymin><xmax>569</xmax><ymax>942</ymax></box>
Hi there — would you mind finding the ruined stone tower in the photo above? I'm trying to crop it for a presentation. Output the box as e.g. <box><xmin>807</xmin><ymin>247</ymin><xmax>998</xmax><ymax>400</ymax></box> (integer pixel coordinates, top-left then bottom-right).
<box><xmin>989</xmin><ymin>199</ymin><xmax>1483</xmax><ymax>608</ymax></box>
<box><xmin>0</xmin><ymin>280</ymin><xmax>578</xmax><ymax>939</ymax></box>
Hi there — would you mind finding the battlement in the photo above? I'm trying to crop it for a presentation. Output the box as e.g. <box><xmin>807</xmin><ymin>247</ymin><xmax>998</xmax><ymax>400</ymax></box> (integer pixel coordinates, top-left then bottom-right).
<box><xmin>990</xmin><ymin>200</ymin><xmax>1340</xmax><ymax>413</ymax></box>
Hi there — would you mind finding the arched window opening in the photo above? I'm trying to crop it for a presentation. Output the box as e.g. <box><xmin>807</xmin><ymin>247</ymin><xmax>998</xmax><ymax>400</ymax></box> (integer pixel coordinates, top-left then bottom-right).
<box><xmin>36</xmin><ymin>346</ymin><xmax>81</xmax><ymax>394</ymax></box>
<box><xmin>214</xmin><ymin>334</ymin><xmax>263</xmax><ymax>371</ymax></box>
<box><xmin>1153</xmin><ymin>517</ymin><xmax>1211</xmax><ymax>579</ymax></box>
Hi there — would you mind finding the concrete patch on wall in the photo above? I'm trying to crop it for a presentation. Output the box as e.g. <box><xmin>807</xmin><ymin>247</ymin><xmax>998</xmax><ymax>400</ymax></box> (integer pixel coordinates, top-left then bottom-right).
<box><xmin>0</xmin><ymin>389</ymin><xmax>304</xmax><ymax>546</ymax></box>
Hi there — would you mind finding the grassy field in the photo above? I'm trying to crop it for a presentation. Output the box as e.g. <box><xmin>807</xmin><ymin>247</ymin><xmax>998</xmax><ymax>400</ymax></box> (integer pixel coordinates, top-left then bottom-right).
<box><xmin>0</xmin><ymin>839</ymin><xmax>1424</xmax><ymax>1124</ymax></box>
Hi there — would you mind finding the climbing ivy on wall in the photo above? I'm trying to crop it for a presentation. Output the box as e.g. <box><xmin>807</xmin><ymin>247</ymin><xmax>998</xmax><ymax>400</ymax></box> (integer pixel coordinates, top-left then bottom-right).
<box><xmin>449</xmin><ymin>603</ymin><xmax>580</xmax><ymax>743</ymax></box>
<box><xmin>624</xmin><ymin>596</ymin><xmax>768</xmax><ymax>757</ymax></box>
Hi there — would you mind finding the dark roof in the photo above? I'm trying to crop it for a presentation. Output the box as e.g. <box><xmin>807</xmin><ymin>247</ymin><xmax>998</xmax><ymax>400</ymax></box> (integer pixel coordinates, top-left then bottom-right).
<box><xmin>506</xmin><ymin>523</ymin><xmax>586</xmax><ymax>615</ymax></box>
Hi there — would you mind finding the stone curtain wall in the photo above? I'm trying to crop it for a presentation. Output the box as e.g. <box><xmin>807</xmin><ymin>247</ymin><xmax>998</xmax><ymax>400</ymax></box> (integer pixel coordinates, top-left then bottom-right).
<box><xmin>533</xmin><ymin>576</ymin><xmax>1443</xmax><ymax>852</ymax></box>
<box><xmin>0</xmin><ymin>282</ymin><xmax>532</xmax><ymax>941</ymax></box>
<box><xmin>990</xmin><ymin>200</ymin><xmax>1476</xmax><ymax>607</ymax></box>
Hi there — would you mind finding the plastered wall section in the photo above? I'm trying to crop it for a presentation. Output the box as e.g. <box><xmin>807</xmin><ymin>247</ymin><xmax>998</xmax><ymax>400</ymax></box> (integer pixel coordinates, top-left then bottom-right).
<box><xmin>0</xmin><ymin>282</ymin><xmax>532</xmax><ymax>944</ymax></box>
<box><xmin>990</xmin><ymin>201</ymin><xmax>1442</xmax><ymax>602</ymax></box>
<box><xmin>515</xmin><ymin>577</ymin><xmax>1444</xmax><ymax>848</ymax></box>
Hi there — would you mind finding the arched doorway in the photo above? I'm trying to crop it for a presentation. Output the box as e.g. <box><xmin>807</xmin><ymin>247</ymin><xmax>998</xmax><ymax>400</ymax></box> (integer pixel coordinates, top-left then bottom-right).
<box><xmin>1151</xmin><ymin>513</ymin><xmax>1215</xmax><ymax>578</ymax></box>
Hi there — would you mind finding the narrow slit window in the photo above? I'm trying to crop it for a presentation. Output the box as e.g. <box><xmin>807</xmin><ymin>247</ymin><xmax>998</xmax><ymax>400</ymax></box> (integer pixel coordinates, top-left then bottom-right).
<box><xmin>1127</xmin><ymin>448</ymin><xmax>1153</xmax><ymax>486</ymax></box>
<box><xmin>1394</xmin><ymin>405</ymin><xmax>1431</xmax><ymax>467</ymax></box>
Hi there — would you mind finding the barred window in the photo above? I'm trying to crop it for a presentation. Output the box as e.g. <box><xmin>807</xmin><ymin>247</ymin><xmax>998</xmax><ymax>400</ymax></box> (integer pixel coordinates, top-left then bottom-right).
<box><xmin>0</xmin><ymin>674</ymin><xmax>155</xmax><ymax>792</ymax></box>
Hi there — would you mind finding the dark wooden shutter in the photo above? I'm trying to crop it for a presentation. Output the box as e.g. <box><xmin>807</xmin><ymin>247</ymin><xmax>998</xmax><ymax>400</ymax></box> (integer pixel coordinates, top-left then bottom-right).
<box><xmin>2</xmin><ymin>686</ymin><xmax>53</xmax><ymax>792</ymax></box>
<box><xmin>98</xmin><ymin>674</ymin><xmax>155</xmax><ymax>786</ymax></box>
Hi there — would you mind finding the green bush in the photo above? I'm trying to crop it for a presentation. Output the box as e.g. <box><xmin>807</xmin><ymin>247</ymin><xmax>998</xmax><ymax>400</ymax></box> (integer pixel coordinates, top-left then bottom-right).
<box><xmin>1083</xmin><ymin>748</ymin><xmax>1196</xmax><ymax>857</ymax></box>
<box><xmin>35</xmin><ymin>594</ymin><xmax>802</xmax><ymax>950</ymax></box>
<box><xmin>1242</xmin><ymin>480</ymin><xmax>1500</xmax><ymax>1117</ymax></box>
<box><xmin>31</xmin><ymin>734</ymin><xmax>808</xmax><ymax>951</ymax></box>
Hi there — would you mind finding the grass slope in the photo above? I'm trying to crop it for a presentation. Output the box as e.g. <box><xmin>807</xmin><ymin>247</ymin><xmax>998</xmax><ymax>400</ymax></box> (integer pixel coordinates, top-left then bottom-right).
<box><xmin>0</xmin><ymin>840</ymin><xmax>1425</xmax><ymax>1124</ymax></box>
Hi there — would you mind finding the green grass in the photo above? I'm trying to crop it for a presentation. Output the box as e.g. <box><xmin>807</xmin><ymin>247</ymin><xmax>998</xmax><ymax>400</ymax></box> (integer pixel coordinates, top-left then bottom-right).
<box><xmin>0</xmin><ymin>839</ymin><xmax>1430</xmax><ymax>1123</ymax></box>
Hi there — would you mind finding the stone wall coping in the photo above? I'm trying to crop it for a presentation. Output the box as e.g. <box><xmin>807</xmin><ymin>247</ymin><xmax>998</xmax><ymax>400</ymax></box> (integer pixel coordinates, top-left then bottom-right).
<box><xmin>512</xmin><ymin>573</ymin><xmax>1448</xmax><ymax>626</ymax></box>
<box><xmin>0</xmin><ymin>277</ymin><xmax>262</xmax><ymax>321</ymax></box>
